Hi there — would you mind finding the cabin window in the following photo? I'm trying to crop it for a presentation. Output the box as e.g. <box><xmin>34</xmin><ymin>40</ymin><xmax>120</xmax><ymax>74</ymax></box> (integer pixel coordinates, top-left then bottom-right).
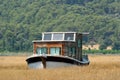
<box><xmin>53</xmin><ymin>33</ymin><xmax>63</xmax><ymax>40</ymax></box>
<box><xmin>43</xmin><ymin>34</ymin><xmax>51</xmax><ymax>40</ymax></box>
<box><xmin>67</xmin><ymin>47</ymin><xmax>76</xmax><ymax>57</ymax></box>
<box><xmin>64</xmin><ymin>33</ymin><xmax>74</xmax><ymax>40</ymax></box>
<box><xmin>36</xmin><ymin>47</ymin><xmax>47</xmax><ymax>54</ymax></box>
<box><xmin>78</xmin><ymin>39</ymin><xmax>81</xmax><ymax>48</ymax></box>
<box><xmin>50</xmin><ymin>47</ymin><xmax>61</xmax><ymax>55</ymax></box>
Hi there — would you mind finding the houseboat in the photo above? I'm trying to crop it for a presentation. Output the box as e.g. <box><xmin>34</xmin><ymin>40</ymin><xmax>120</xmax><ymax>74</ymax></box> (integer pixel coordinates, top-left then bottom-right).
<box><xmin>26</xmin><ymin>32</ymin><xmax>90</xmax><ymax>69</ymax></box>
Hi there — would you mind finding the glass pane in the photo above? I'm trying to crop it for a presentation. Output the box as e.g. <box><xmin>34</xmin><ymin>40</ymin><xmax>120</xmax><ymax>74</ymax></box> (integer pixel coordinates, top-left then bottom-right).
<box><xmin>44</xmin><ymin>34</ymin><xmax>51</xmax><ymax>40</ymax></box>
<box><xmin>53</xmin><ymin>33</ymin><xmax>63</xmax><ymax>40</ymax></box>
<box><xmin>67</xmin><ymin>47</ymin><xmax>76</xmax><ymax>57</ymax></box>
<box><xmin>64</xmin><ymin>33</ymin><xmax>74</xmax><ymax>40</ymax></box>
<box><xmin>78</xmin><ymin>39</ymin><xmax>81</xmax><ymax>48</ymax></box>
<box><xmin>50</xmin><ymin>47</ymin><xmax>60</xmax><ymax>55</ymax></box>
<box><xmin>36</xmin><ymin>48</ymin><xmax>47</xmax><ymax>54</ymax></box>
<box><xmin>72</xmin><ymin>47</ymin><xmax>75</xmax><ymax>54</ymax></box>
<box><xmin>50</xmin><ymin>48</ymin><xmax>55</xmax><ymax>55</ymax></box>
<box><xmin>56</xmin><ymin>48</ymin><xmax>60</xmax><ymax>55</ymax></box>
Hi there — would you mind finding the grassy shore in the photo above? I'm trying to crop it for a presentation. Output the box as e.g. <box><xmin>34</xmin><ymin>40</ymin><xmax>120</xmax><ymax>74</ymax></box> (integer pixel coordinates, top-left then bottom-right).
<box><xmin>0</xmin><ymin>55</ymin><xmax>120</xmax><ymax>80</ymax></box>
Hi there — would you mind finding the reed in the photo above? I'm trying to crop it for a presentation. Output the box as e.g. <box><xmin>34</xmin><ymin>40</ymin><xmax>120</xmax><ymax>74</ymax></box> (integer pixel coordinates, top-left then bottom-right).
<box><xmin>0</xmin><ymin>55</ymin><xmax>120</xmax><ymax>80</ymax></box>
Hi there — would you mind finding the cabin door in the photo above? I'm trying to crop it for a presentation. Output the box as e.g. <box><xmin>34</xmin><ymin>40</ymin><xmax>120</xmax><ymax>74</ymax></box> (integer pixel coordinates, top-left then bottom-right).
<box><xmin>50</xmin><ymin>47</ymin><xmax>60</xmax><ymax>55</ymax></box>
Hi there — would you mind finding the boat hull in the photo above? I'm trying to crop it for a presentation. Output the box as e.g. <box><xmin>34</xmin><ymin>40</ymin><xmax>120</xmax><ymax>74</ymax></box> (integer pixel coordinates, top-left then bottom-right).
<box><xmin>26</xmin><ymin>55</ymin><xmax>89</xmax><ymax>69</ymax></box>
<box><xmin>28</xmin><ymin>61</ymin><xmax>75</xmax><ymax>69</ymax></box>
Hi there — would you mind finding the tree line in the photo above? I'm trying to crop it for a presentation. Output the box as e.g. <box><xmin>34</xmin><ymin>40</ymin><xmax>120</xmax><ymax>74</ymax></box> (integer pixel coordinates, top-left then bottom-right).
<box><xmin>0</xmin><ymin>0</ymin><xmax>120</xmax><ymax>52</ymax></box>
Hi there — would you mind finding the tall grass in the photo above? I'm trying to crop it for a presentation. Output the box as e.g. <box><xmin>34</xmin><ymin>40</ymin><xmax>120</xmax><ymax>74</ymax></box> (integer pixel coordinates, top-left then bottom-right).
<box><xmin>83</xmin><ymin>50</ymin><xmax>120</xmax><ymax>54</ymax></box>
<box><xmin>0</xmin><ymin>52</ymin><xmax>32</xmax><ymax>56</ymax></box>
<box><xmin>0</xmin><ymin>55</ymin><xmax>120</xmax><ymax>80</ymax></box>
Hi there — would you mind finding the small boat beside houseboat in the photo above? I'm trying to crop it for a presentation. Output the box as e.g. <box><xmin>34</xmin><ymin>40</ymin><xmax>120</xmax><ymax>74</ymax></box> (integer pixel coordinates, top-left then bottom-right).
<box><xmin>26</xmin><ymin>32</ymin><xmax>90</xmax><ymax>69</ymax></box>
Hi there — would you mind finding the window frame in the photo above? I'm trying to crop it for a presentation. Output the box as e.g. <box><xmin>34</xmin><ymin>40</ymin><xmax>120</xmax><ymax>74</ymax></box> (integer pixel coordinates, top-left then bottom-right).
<box><xmin>43</xmin><ymin>33</ymin><xmax>52</xmax><ymax>40</ymax></box>
<box><xmin>36</xmin><ymin>47</ymin><xmax>48</xmax><ymax>54</ymax></box>
<box><xmin>50</xmin><ymin>47</ymin><xmax>61</xmax><ymax>55</ymax></box>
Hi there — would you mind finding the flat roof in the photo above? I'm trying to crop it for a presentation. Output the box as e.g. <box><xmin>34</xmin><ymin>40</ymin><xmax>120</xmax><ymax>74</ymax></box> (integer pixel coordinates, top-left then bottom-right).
<box><xmin>32</xmin><ymin>40</ymin><xmax>76</xmax><ymax>43</ymax></box>
<box><xmin>42</xmin><ymin>32</ymin><xmax>89</xmax><ymax>34</ymax></box>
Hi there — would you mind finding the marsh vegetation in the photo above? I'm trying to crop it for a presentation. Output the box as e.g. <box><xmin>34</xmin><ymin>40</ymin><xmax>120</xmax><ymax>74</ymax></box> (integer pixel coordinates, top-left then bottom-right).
<box><xmin>0</xmin><ymin>55</ymin><xmax>120</xmax><ymax>80</ymax></box>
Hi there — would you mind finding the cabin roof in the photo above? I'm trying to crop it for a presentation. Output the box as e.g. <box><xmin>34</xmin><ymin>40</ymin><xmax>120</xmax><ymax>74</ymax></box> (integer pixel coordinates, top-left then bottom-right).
<box><xmin>32</xmin><ymin>40</ymin><xmax>76</xmax><ymax>43</ymax></box>
<box><xmin>43</xmin><ymin>32</ymin><xmax>76</xmax><ymax>34</ymax></box>
<box><xmin>42</xmin><ymin>32</ymin><xmax>89</xmax><ymax>34</ymax></box>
